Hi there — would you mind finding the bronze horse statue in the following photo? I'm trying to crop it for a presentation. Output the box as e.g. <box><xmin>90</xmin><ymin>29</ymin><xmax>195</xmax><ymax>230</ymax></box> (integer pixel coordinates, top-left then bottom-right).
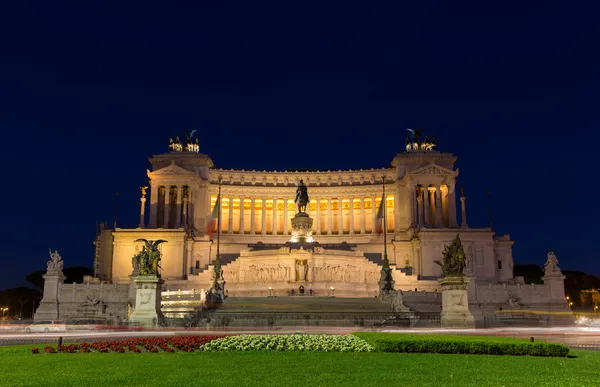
<box><xmin>294</xmin><ymin>179</ymin><xmax>310</xmax><ymax>213</ymax></box>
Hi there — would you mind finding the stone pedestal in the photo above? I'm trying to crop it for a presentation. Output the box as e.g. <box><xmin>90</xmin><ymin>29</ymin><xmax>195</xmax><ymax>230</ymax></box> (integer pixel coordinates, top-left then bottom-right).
<box><xmin>128</xmin><ymin>275</ymin><xmax>165</xmax><ymax>328</ymax></box>
<box><xmin>542</xmin><ymin>271</ymin><xmax>573</xmax><ymax>324</ymax></box>
<box><xmin>290</xmin><ymin>212</ymin><xmax>314</xmax><ymax>243</ymax></box>
<box><xmin>439</xmin><ymin>276</ymin><xmax>475</xmax><ymax>329</ymax></box>
<box><xmin>34</xmin><ymin>271</ymin><xmax>65</xmax><ymax>321</ymax></box>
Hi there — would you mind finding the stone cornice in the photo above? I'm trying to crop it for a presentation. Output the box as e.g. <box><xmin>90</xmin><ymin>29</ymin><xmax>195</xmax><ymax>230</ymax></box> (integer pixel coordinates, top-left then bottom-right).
<box><xmin>207</xmin><ymin>168</ymin><xmax>396</xmax><ymax>187</ymax></box>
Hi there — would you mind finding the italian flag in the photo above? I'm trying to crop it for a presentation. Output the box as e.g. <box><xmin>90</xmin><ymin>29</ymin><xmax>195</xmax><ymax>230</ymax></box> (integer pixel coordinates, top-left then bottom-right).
<box><xmin>375</xmin><ymin>195</ymin><xmax>386</xmax><ymax>234</ymax></box>
<box><xmin>206</xmin><ymin>195</ymin><xmax>220</xmax><ymax>238</ymax></box>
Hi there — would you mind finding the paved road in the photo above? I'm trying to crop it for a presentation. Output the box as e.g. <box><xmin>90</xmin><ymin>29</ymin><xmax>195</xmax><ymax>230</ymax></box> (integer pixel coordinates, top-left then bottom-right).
<box><xmin>2</xmin><ymin>326</ymin><xmax>600</xmax><ymax>349</ymax></box>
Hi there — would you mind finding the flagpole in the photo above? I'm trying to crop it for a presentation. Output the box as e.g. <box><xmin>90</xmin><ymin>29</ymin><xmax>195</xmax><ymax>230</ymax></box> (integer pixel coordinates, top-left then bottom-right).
<box><xmin>382</xmin><ymin>175</ymin><xmax>389</xmax><ymax>269</ymax></box>
<box><xmin>216</xmin><ymin>176</ymin><xmax>222</xmax><ymax>270</ymax></box>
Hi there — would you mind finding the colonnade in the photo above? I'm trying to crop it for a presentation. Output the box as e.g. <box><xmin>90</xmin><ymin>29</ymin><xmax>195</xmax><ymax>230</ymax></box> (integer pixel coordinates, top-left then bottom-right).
<box><xmin>411</xmin><ymin>184</ymin><xmax>456</xmax><ymax>228</ymax></box>
<box><xmin>148</xmin><ymin>185</ymin><xmax>192</xmax><ymax>228</ymax></box>
<box><xmin>215</xmin><ymin>195</ymin><xmax>394</xmax><ymax>235</ymax></box>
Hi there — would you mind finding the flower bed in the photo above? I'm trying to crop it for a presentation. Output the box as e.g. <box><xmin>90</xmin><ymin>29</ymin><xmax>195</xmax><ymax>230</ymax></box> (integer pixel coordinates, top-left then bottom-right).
<box><xmin>31</xmin><ymin>335</ymin><xmax>226</xmax><ymax>354</ymax></box>
<box><xmin>200</xmin><ymin>334</ymin><xmax>374</xmax><ymax>352</ymax></box>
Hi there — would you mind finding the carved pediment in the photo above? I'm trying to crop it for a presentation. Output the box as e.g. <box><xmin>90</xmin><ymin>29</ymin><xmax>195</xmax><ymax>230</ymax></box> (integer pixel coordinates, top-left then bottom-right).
<box><xmin>409</xmin><ymin>163</ymin><xmax>456</xmax><ymax>176</ymax></box>
<box><xmin>148</xmin><ymin>161</ymin><xmax>198</xmax><ymax>178</ymax></box>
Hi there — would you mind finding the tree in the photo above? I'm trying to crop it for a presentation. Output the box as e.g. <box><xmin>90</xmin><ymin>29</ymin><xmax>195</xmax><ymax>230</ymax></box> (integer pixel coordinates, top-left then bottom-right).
<box><xmin>25</xmin><ymin>266</ymin><xmax>93</xmax><ymax>291</ymax></box>
<box><xmin>0</xmin><ymin>287</ymin><xmax>42</xmax><ymax>318</ymax></box>
<box><xmin>513</xmin><ymin>264</ymin><xmax>544</xmax><ymax>284</ymax></box>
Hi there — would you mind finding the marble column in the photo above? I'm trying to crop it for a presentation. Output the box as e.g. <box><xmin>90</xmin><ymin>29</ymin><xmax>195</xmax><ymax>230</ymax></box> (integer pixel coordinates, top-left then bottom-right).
<box><xmin>315</xmin><ymin>197</ymin><xmax>321</xmax><ymax>235</ymax></box>
<box><xmin>227</xmin><ymin>195</ymin><xmax>234</xmax><ymax>234</ymax></box>
<box><xmin>435</xmin><ymin>186</ymin><xmax>443</xmax><ymax>228</ymax></box>
<box><xmin>423</xmin><ymin>187</ymin><xmax>430</xmax><ymax>227</ymax></box>
<box><xmin>163</xmin><ymin>186</ymin><xmax>171</xmax><ymax>228</ymax></box>
<box><xmin>359</xmin><ymin>196</ymin><xmax>366</xmax><ymax>234</ymax></box>
<box><xmin>261</xmin><ymin>197</ymin><xmax>267</xmax><ymax>235</ymax></box>
<box><xmin>272</xmin><ymin>198</ymin><xmax>278</xmax><ymax>235</ymax></box>
<box><xmin>149</xmin><ymin>184</ymin><xmax>158</xmax><ymax>228</ymax></box>
<box><xmin>139</xmin><ymin>192</ymin><xmax>147</xmax><ymax>228</ymax></box>
<box><xmin>337</xmin><ymin>197</ymin><xmax>344</xmax><ymax>234</ymax></box>
<box><xmin>327</xmin><ymin>197</ymin><xmax>333</xmax><ymax>235</ymax></box>
<box><xmin>410</xmin><ymin>184</ymin><xmax>417</xmax><ymax>227</ymax></box>
<box><xmin>371</xmin><ymin>195</ymin><xmax>377</xmax><ymax>234</ymax></box>
<box><xmin>175</xmin><ymin>185</ymin><xmax>182</xmax><ymax>228</ymax></box>
<box><xmin>239</xmin><ymin>196</ymin><xmax>245</xmax><ymax>234</ymax></box>
<box><xmin>283</xmin><ymin>198</ymin><xmax>289</xmax><ymax>235</ymax></box>
<box><xmin>460</xmin><ymin>195</ymin><xmax>468</xmax><ymax>228</ymax></box>
<box><xmin>448</xmin><ymin>188</ymin><xmax>458</xmax><ymax>227</ymax></box>
<box><xmin>250</xmin><ymin>197</ymin><xmax>256</xmax><ymax>234</ymax></box>
<box><xmin>417</xmin><ymin>195</ymin><xmax>424</xmax><ymax>228</ymax></box>
<box><xmin>182</xmin><ymin>189</ymin><xmax>188</xmax><ymax>229</ymax></box>
<box><xmin>348</xmin><ymin>196</ymin><xmax>355</xmax><ymax>234</ymax></box>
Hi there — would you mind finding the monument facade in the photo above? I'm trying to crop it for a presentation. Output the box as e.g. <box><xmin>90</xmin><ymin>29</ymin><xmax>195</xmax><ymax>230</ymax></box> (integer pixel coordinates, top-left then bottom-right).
<box><xmin>36</xmin><ymin>130</ymin><xmax>571</xmax><ymax>326</ymax></box>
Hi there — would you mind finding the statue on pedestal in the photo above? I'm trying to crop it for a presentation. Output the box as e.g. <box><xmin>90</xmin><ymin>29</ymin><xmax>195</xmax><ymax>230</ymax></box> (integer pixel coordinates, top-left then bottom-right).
<box><xmin>132</xmin><ymin>239</ymin><xmax>168</xmax><ymax>277</ymax></box>
<box><xmin>434</xmin><ymin>234</ymin><xmax>466</xmax><ymax>278</ymax></box>
<box><xmin>294</xmin><ymin>179</ymin><xmax>310</xmax><ymax>213</ymax></box>
<box><xmin>544</xmin><ymin>251</ymin><xmax>560</xmax><ymax>273</ymax></box>
<box><xmin>435</xmin><ymin>234</ymin><xmax>475</xmax><ymax>328</ymax></box>
<box><xmin>47</xmin><ymin>249</ymin><xmax>64</xmax><ymax>271</ymax></box>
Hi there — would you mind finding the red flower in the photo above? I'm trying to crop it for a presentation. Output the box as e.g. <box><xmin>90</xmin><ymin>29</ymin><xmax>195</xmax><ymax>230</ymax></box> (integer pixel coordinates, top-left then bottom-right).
<box><xmin>31</xmin><ymin>348</ymin><xmax>39</xmax><ymax>354</ymax></box>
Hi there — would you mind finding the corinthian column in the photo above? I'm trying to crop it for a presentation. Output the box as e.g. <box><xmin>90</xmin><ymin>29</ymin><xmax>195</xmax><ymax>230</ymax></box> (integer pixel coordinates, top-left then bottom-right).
<box><xmin>239</xmin><ymin>196</ymin><xmax>245</xmax><ymax>234</ymax></box>
<box><xmin>261</xmin><ymin>197</ymin><xmax>267</xmax><ymax>235</ymax></box>
<box><xmin>338</xmin><ymin>197</ymin><xmax>344</xmax><ymax>234</ymax></box>
<box><xmin>272</xmin><ymin>198</ymin><xmax>278</xmax><ymax>235</ymax></box>
<box><xmin>417</xmin><ymin>194</ymin><xmax>424</xmax><ymax>228</ymax></box>
<box><xmin>163</xmin><ymin>186</ymin><xmax>171</xmax><ymax>228</ymax></box>
<box><xmin>359</xmin><ymin>195</ymin><xmax>366</xmax><ymax>234</ymax></box>
<box><xmin>348</xmin><ymin>196</ymin><xmax>355</xmax><ymax>234</ymax></box>
<box><xmin>175</xmin><ymin>185</ymin><xmax>182</xmax><ymax>228</ymax></box>
<box><xmin>423</xmin><ymin>187</ymin><xmax>430</xmax><ymax>227</ymax></box>
<box><xmin>149</xmin><ymin>184</ymin><xmax>158</xmax><ymax>228</ymax></box>
<box><xmin>315</xmin><ymin>197</ymin><xmax>321</xmax><ymax>235</ymax></box>
<box><xmin>283</xmin><ymin>198</ymin><xmax>289</xmax><ymax>235</ymax></box>
<box><xmin>460</xmin><ymin>189</ymin><xmax>468</xmax><ymax>228</ymax></box>
<box><xmin>182</xmin><ymin>187</ymin><xmax>188</xmax><ymax>229</ymax></box>
<box><xmin>435</xmin><ymin>187</ymin><xmax>443</xmax><ymax>228</ymax></box>
<box><xmin>371</xmin><ymin>195</ymin><xmax>377</xmax><ymax>234</ymax></box>
<box><xmin>327</xmin><ymin>197</ymin><xmax>333</xmax><ymax>235</ymax></box>
<box><xmin>250</xmin><ymin>197</ymin><xmax>256</xmax><ymax>234</ymax></box>
<box><xmin>227</xmin><ymin>195</ymin><xmax>234</xmax><ymax>234</ymax></box>
<box><xmin>410</xmin><ymin>183</ymin><xmax>417</xmax><ymax>227</ymax></box>
<box><xmin>139</xmin><ymin>186</ymin><xmax>147</xmax><ymax>228</ymax></box>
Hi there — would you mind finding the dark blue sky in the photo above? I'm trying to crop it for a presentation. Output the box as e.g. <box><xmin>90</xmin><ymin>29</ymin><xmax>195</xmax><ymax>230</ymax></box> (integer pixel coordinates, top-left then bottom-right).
<box><xmin>0</xmin><ymin>2</ymin><xmax>598</xmax><ymax>289</ymax></box>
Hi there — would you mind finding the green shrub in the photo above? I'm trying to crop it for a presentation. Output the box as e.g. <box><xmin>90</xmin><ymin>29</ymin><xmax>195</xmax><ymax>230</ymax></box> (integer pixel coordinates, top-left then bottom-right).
<box><xmin>354</xmin><ymin>333</ymin><xmax>569</xmax><ymax>357</ymax></box>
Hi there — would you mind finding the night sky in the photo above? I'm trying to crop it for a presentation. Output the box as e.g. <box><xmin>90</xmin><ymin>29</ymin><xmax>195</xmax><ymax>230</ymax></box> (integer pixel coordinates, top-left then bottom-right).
<box><xmin>1</xmin><ymin>2</ymin><xmax>598</xmax><ymax>289</ymax></box>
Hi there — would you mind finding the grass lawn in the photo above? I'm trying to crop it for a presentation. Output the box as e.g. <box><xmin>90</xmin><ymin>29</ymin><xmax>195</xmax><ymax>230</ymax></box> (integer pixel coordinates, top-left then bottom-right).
<box><xmin>1</xmin><ymin>340</ymin><xmax>598</xmax><ymax>386</ymax></box>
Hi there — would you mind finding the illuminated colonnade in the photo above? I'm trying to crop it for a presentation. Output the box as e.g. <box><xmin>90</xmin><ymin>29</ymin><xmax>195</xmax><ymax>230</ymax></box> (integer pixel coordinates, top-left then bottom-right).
<box><xmin>212</xmin><ymin>195</ymin><xmax>396</xmax><ymax>235</ymax></box>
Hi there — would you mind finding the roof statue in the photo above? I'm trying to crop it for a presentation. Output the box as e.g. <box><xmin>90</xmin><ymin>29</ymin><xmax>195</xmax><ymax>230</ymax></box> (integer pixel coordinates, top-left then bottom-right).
<box><xmin>406</xmin><ymin>128</ymin><xmax>436</xmax><ymax>152</ymax></box>
<box><xmin>131</xmin><ymin>239</ymin><xmax>167</xmax><ymax>277</ymax></box>
<box><xmin>169</xmin><ymin>130</ymin><xmax>199</xmax><ymax>153</ymax></box>
<box><xmin>47</xmin><ymin>249</ymin><xmax>64</xmax><ymax>271</ymax></box>
<box><xmin>544</xmin><ymin>251</ymin><xmax>561</xmax><ymax>273</ymax></box>
<box><xmin>434</xmin><ymin>234</ymin><xmax>467</xmax><ymax>277</ymax></box>
<box><xmin>294</xmin><ymin>179</ymin><xmax>310</xmax><ymax>213</ymax></box>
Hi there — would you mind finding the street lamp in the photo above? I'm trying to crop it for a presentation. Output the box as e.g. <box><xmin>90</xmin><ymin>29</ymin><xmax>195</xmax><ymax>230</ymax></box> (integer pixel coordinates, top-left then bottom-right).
<box><xmin>329</xmin><ymin>286</ymin><xmax>335</xmax><ymax>298</ymax></box>
<box><xmin>594</xmin><ymin>305</ymin><xmax>598</xmax><ymax>315</ymax></box>
<box><xmin>1</xmin><ymin>307</ymin><xmax>8</xmax><ymax>318</ymax></box>
<box><xmin>268</xmin><ymin>286</ymin><xmax>273</xmax><ymax>297</ymax></box>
